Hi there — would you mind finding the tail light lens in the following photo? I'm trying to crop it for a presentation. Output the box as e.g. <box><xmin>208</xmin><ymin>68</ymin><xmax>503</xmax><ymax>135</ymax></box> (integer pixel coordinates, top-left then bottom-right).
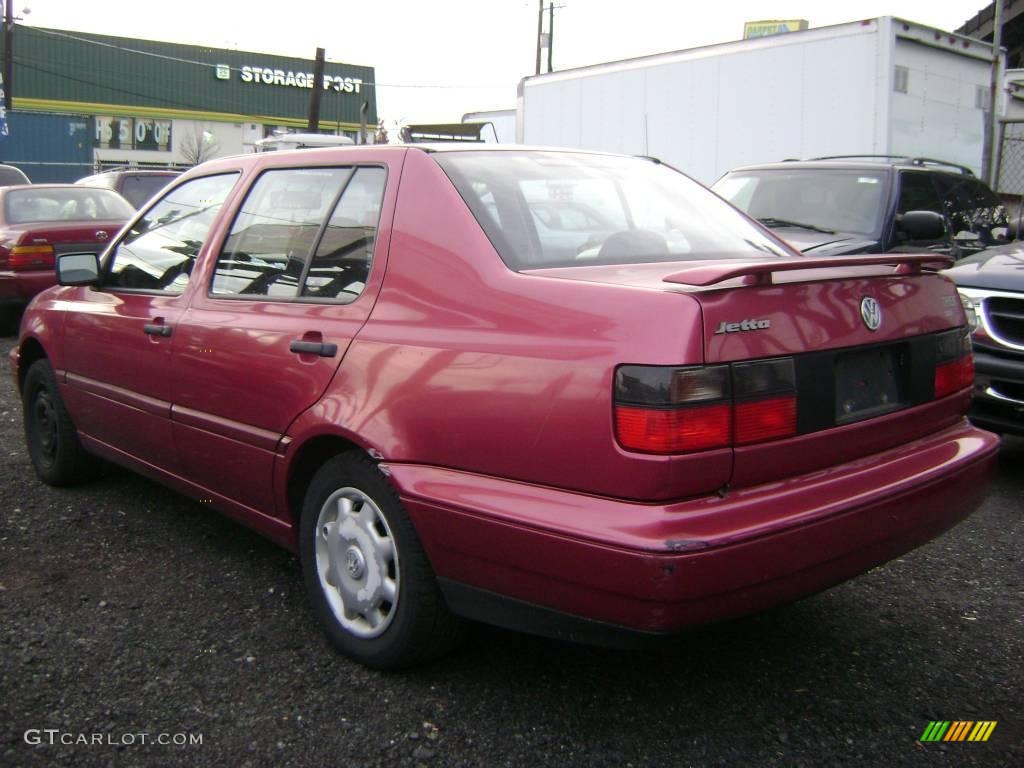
<box><xmin>732</xmin><ymin>358</ymin><xmax>796</xmax><ymax>445</ymax></box>
<box><xmin>615</xmin><ymin>365</ymin><xmax>730</xmax><ymax>453</ymax></box>
<box><xmin>614</xmin><ymin>358</ymin><xmax>796</xmax><ymax>454</ymax></box>
<box><xmin>934</xmin><ymin>327</ymin><xmax>974</xmax><ymax>399</ymax></box>
<box><xmin>9</xmin><ymin>244</ymin><xmax>55</xmax><ymax>271</ymax></box>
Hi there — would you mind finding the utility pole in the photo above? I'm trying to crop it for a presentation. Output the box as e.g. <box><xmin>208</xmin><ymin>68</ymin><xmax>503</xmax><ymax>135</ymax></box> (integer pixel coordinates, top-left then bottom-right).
<box><xmin>3</xmin><ymin>0</ymin><xmax>13</xmax><ymax>111</ymax></box>
<box><xmin>535</xmin><ymin>0</ymin><xmax>543</xmax><ymax>75</ymax></box>
<box><xmin>547</xmin><ymin>2</ymin><xmax>554</xmax><ymax>73</ymax></box>
<box><xmin>307</xmin><ymin>47</ymin><xmax>326</xmax><ymax>132</ymax></box>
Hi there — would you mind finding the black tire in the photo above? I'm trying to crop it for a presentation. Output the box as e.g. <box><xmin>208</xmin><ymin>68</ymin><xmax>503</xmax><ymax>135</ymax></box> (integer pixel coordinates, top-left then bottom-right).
<box><xmin>23</xmin><ymin>359</ymin><xmax>99</xmax><ymax>486</ymax></box>
<box><xmin>300</xmin><ymin>451</ymin><xmax>464</xmax><ymax>669</ymax></box>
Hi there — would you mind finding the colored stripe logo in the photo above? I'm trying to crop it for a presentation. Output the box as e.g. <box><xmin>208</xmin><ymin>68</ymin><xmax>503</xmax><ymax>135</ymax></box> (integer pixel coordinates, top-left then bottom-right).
<box><xmin>920</xmin><ymin>721</ymin><xmax>997</xmax><ymax>742</ymax></box>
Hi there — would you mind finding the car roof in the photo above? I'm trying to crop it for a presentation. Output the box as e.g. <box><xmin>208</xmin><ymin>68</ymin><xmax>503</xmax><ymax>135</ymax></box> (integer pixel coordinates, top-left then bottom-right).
<box><xmin>188</xmin><ymin>144</ymin><xmax>653</xmax><ymax>178</ymax></box>
<box><xmin>79</xmin><ymin>169</ymin><xmax>180</xmax><ymax>179</ymax></box>
<box><xmin>723</xmin><ymin>156</ymin><xmax>976</xmax><ymax>176</ymax></box>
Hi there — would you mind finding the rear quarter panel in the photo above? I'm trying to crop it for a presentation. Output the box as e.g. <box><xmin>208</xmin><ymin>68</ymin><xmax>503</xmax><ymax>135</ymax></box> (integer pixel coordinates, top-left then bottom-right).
<box><xmin>286</xmin><ymin>149</ymin><xmax>732</xmax><ymax>501</ymax></box>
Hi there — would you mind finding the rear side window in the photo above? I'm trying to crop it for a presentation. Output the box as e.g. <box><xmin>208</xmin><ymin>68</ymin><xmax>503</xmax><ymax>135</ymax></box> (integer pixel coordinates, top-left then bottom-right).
<box><xmin>104</xmin><ymin>173</ymin><xmax>238</xmax><ymax>294</ymax></box>
<box><xmin>211</xmin><ymin>166</ymin><xmax>385</xmax><ymax>302</ymax></box>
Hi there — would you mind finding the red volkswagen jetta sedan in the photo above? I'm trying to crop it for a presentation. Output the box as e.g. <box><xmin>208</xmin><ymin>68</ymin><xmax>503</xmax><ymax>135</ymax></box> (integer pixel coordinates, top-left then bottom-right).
<box><xmin>10</xmin><ymin>146</ymin><xmax>998</xmax><ymax>668</ymax></box>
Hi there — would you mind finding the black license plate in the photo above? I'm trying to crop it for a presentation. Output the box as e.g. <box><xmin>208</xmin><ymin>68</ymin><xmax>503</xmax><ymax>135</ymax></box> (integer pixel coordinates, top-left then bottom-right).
<box><xmin>834</xmin><ymin>345</ymin><xmax>908</xmax><ymax>424</ymax></box>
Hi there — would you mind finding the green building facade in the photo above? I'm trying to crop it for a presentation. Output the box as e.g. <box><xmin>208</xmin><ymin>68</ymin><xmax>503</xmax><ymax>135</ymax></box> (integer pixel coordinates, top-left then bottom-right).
<box><xmin>0</xmin><ymin>24</ymin><xmax>377</xmax><ymax>179</ymax></box>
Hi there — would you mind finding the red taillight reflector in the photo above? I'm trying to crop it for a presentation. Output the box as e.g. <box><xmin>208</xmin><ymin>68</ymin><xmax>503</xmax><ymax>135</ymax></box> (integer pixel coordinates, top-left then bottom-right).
<box><xmin>615</xmin><ymin>404</ymin><xmax>731</xmax><ymax>454</ymax></box>
<box><xmin>934</xmin><ymin>355</ymin><xmax>974</xmax><ymax>399</ymax></box>
<box><xmin>9</xmin><ymin>245</ymin><xmax>55</xmax><ymax>271</ymax></box>
<box><xmin>734</xmin><ymin>396</ymin><xmax>797</xmax><ymax>445</ymax></box>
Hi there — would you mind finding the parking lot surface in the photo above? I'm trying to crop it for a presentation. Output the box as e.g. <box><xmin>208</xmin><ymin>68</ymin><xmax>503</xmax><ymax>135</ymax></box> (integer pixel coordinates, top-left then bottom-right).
<box><xmin>0</xmin><ymin>335</ymin><xmax>1020</xmax><ymax>767</ymax></box>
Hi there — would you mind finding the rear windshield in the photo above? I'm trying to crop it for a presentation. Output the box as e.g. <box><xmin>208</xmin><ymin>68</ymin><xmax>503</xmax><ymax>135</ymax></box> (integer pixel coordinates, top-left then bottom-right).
<box><xmin>4</xmin><ymin>187</ymin><xmax>135</xmax><ymax>224</ymax></box>
<box><xmin>434</xmin><ymin>151</ymin><xmax>789</xmax><ymax>269</ymax></box>
<box><xmin>712</xmin><ymin>169</ymin><xmax>888</xmax><ymax>237</ymax></box>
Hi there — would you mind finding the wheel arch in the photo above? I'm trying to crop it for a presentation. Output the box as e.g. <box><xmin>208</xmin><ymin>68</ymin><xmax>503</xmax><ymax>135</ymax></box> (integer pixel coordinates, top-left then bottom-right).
<box><xmin>284</xmin><ymin>433</ymin><xmax>373</xmax><ymax>527</ymax></box>
<box><xmin>14</xmin><ymin>336</ymin><xmax>49</xmax><ymax>395</ymax></box>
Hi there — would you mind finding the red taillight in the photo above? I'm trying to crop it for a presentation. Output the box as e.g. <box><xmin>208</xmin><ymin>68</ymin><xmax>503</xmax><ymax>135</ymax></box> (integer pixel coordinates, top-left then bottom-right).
<box><xmin>614</xmin><ymin>358</ymin><xmax>796</xmax><ymax>454</ymax></box>
<box><xmin>934</xmin><ymin>355</ymin><xmax>974</xmax><ymax>399</ymax></box>
<box><xmin>734</xmin><ymin>396</ymin><xmax>797</xmax><ymax>445</ymax></box>
<box><xmin>9</xmin><ymin>244</ymin><xmax>55</xmax><ymax>271</ymax></box>
<box><xmin>615</xmin><ymin>404</ymin><xmax>731</xmax><ymax>453</ymax></box>
<box><xmin>933</xmin><ymin>326</ymin><xmax>974</xmax><ymax>399</ymax></box>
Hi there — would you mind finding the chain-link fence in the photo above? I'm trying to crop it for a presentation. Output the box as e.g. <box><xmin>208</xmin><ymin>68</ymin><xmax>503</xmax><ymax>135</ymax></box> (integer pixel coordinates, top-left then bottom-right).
<box><xmin>994</xmin><ymin>119</ymin><xmax>1024</xmax><ymax>221</ymax></box>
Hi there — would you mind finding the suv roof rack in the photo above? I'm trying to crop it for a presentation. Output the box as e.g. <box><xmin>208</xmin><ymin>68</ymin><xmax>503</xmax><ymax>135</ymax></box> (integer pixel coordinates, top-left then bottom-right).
<box><xmin>807</xmin><ymin>155</ymin><xmax>975</xmax><ymax>175</ymax></box>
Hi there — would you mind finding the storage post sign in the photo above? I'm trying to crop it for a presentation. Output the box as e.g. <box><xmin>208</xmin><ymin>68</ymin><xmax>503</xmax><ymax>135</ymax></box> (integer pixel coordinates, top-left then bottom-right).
<box><xmin>216</xmin><ymin>64</ymin><xmax>363</xmax><ymax>94</ymax></box>
<box><xmin>94</xmin><ymin>117</ymin><xmax>173</xmax><ymax>151</ymax></box>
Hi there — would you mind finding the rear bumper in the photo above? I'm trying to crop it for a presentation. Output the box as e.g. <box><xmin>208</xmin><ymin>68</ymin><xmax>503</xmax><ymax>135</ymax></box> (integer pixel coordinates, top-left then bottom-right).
<box><xmin>969</xmin><ymin>349</ymin><xmax>1024</xmax><ymax>435</ymax></box>
<box><xmin>387</xmin><ymin>420</ymin><xmax>999</xmax><ymax>639</ymax></box>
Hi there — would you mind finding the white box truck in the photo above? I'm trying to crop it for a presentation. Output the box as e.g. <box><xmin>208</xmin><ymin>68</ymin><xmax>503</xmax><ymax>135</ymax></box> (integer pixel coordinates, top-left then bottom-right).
<box><xmin>517</xmin><ymin>17</ymin><xmax>998</xmax><ymax>184</ymax></box>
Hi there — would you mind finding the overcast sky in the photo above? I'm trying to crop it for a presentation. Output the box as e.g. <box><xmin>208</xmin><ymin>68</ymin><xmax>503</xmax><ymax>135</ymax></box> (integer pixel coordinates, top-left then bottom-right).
<box><xmin>21</xmin><ymin>1</ymin><xmax>990</xmax><ymax>128</ymax></box>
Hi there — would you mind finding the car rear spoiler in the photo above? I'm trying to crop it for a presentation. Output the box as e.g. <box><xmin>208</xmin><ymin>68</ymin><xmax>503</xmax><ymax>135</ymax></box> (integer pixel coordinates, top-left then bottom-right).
<box><xmin>662</xmin><ymin>253</ymin><xmax>954</xmax><ymax>287</ymax></box>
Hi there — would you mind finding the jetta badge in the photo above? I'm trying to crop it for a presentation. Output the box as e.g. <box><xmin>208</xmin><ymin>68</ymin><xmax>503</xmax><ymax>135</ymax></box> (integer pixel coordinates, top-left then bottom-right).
<box><xmin>860</xmin><ymin>296</ymin><xmax>882</xmax><ymax>331</ymax></box>
<box><xmin>713</xmin><ymin>318</ymin><xmax>771</xmax><ymax>334</ymax></box>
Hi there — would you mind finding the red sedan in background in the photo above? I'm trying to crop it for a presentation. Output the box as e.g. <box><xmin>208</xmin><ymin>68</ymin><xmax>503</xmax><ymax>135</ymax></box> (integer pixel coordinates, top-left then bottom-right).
<box><xmin>0</xmin><ymin>184</ymin><xmax>133</xmax><ymax>332</ymax></box>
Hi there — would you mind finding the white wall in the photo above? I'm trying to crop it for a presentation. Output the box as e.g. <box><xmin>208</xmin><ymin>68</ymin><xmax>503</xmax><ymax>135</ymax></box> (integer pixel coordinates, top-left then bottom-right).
<box><xmin>521</xmin><ymin>24</ymin><xmax>884</xmax><ymax>185</ymax></box>
<box><xmin>94</xmin><ymin>119</ymin><xmax>246</xmax><ymax>169</ymax></box>
<box><xmin>890</xmin><ymin>38</ymin><xmax>989</xmax><ymax>175</ymax></box>
<box><xmin>462</xmin><ymin>110</ymin><xmax>517</xmax><ymax>143</ymax></box>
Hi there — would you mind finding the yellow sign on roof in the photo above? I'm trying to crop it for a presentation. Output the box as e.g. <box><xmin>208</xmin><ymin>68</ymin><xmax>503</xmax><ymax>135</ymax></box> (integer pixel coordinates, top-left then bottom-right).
<box><xmin>743</xmin><ymin>19</ymin><xmax>809</xmax><ymax>39</ymax></box>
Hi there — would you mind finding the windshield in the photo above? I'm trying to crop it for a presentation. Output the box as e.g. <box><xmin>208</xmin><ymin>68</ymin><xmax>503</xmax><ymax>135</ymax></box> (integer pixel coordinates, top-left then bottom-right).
<box><xmin>434</xmin><ymin>151</ymin><xmax>791</xmax><ymax>269</ymax></box>
<box><xmin>712</xmin><ymin>169</ymin><xmax>887</xmax><ymax>237</ymax></box>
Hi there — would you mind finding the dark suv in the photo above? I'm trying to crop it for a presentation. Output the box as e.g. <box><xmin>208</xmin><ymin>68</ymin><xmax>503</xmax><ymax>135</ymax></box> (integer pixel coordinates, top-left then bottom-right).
<box><xmin>711</xmin><ymin>156</ymin><xmax>1007</xmax><ymax>259</ymax></box>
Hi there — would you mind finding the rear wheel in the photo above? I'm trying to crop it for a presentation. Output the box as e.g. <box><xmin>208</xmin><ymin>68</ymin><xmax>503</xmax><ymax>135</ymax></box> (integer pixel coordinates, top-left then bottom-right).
<box><xmin>23</xmin><ymin>359</ymin><xmax>99</xmax><ymax>486</ymax></box>
<box><xmin>299</xmin><ymin>452</ymin><xmax>463</xmax><ymax>669</ymax></box>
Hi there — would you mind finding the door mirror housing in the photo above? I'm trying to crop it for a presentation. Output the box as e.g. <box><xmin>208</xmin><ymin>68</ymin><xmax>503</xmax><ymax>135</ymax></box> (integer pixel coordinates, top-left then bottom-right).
<box><xmin>57</xmin><ymin>252</ymin><xmax>101</xmax><ymax>286</ymax></box>
<box><xmin>898</xmin><ymin>210</ymin><xmax>946</xmax><ymax>241</ymax></box>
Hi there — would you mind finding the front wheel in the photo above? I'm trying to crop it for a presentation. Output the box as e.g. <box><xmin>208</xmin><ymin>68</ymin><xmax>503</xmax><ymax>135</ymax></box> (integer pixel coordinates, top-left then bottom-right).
<box><xmin>23</xmin><ymin>359</ymin><xmax>99</xmax><ymax>486</ymax></box>
<box><xmin>300</xmin><ymin>452</ymin><xmax>463</xmax><ymax>669</ymax></box>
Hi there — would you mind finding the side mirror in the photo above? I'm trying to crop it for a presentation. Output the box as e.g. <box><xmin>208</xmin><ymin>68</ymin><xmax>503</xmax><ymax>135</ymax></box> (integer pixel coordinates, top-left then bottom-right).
<box><xmin>898</xmin><ymin>210</ymin><xmax>946</xmax><ymax>241</ymax></box>
<box><xmin>57</xmin><ymin>252</ymin><xmax>100</xmax><ymax>286</ymax></box>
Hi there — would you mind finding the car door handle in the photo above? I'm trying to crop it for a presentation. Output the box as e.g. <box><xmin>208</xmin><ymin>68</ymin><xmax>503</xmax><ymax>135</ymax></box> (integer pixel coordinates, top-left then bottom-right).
<box><xmin>290</xmin><ymin>340</ymin><xmax>338</xmax><ymax>358</ymax></box>
<box><xmin>143</xmin><ymin>323</ymin><xmax>172</xmax><ymax>337</ymax></box>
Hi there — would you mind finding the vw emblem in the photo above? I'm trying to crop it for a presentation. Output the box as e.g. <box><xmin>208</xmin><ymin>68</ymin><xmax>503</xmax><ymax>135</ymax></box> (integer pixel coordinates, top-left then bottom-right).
<box><xmin>96</xmin><ymin>230</ymin><xmax>110</xmax><ymax>240</ymax></box>
<box><xmin>860</xmin><ymin>296</ymin><xmax>882</xmax><ymax>331</ymax></box>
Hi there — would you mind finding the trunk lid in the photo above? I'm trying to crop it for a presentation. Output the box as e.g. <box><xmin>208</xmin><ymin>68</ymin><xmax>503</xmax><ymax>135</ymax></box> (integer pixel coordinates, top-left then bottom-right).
<box><xmin>532</xmin><ymin>254</ymin><xmax>972</xmax><ymax>492</ymax></box>
<box><xmin>12</xmin><ymin>220</ymin><xmax>123</xmax><ymax>251</ymax></box>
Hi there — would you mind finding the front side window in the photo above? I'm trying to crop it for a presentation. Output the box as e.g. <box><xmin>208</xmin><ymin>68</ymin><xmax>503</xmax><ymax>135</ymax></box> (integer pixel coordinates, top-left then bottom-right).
<box><xmin>436</xmin><ymin>151</ymin><xmax>791</xmax><ymax>270</ymax></box>
<box><xmin>211</xmin><ymin>166</ymin><xmax>385</xmax><ymax>302</ymax></box>
<box><xmin>103</xmin><ymin>173</ymin><xmax>238</xmax><ymax>294</ymax></box>
<box><xmin>896</xmin><ymin>172</ymin><xmax>943</xmax><ymax>215</ymax></box>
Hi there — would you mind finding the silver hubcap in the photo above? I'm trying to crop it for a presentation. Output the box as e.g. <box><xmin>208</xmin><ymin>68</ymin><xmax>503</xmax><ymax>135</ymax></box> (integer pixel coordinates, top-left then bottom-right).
<box><xmin>314</xmin><ymin>487</ymin><xmax>399</xmax><ymax>638</ymax></box>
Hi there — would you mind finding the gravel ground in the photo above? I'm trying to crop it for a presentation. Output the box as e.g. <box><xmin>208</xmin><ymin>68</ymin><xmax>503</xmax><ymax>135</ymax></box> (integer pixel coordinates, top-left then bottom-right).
<box><xmin>0</xmin><ymin>334</ymin><xmax>1021</xmax><ymax>767</ymax></box>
